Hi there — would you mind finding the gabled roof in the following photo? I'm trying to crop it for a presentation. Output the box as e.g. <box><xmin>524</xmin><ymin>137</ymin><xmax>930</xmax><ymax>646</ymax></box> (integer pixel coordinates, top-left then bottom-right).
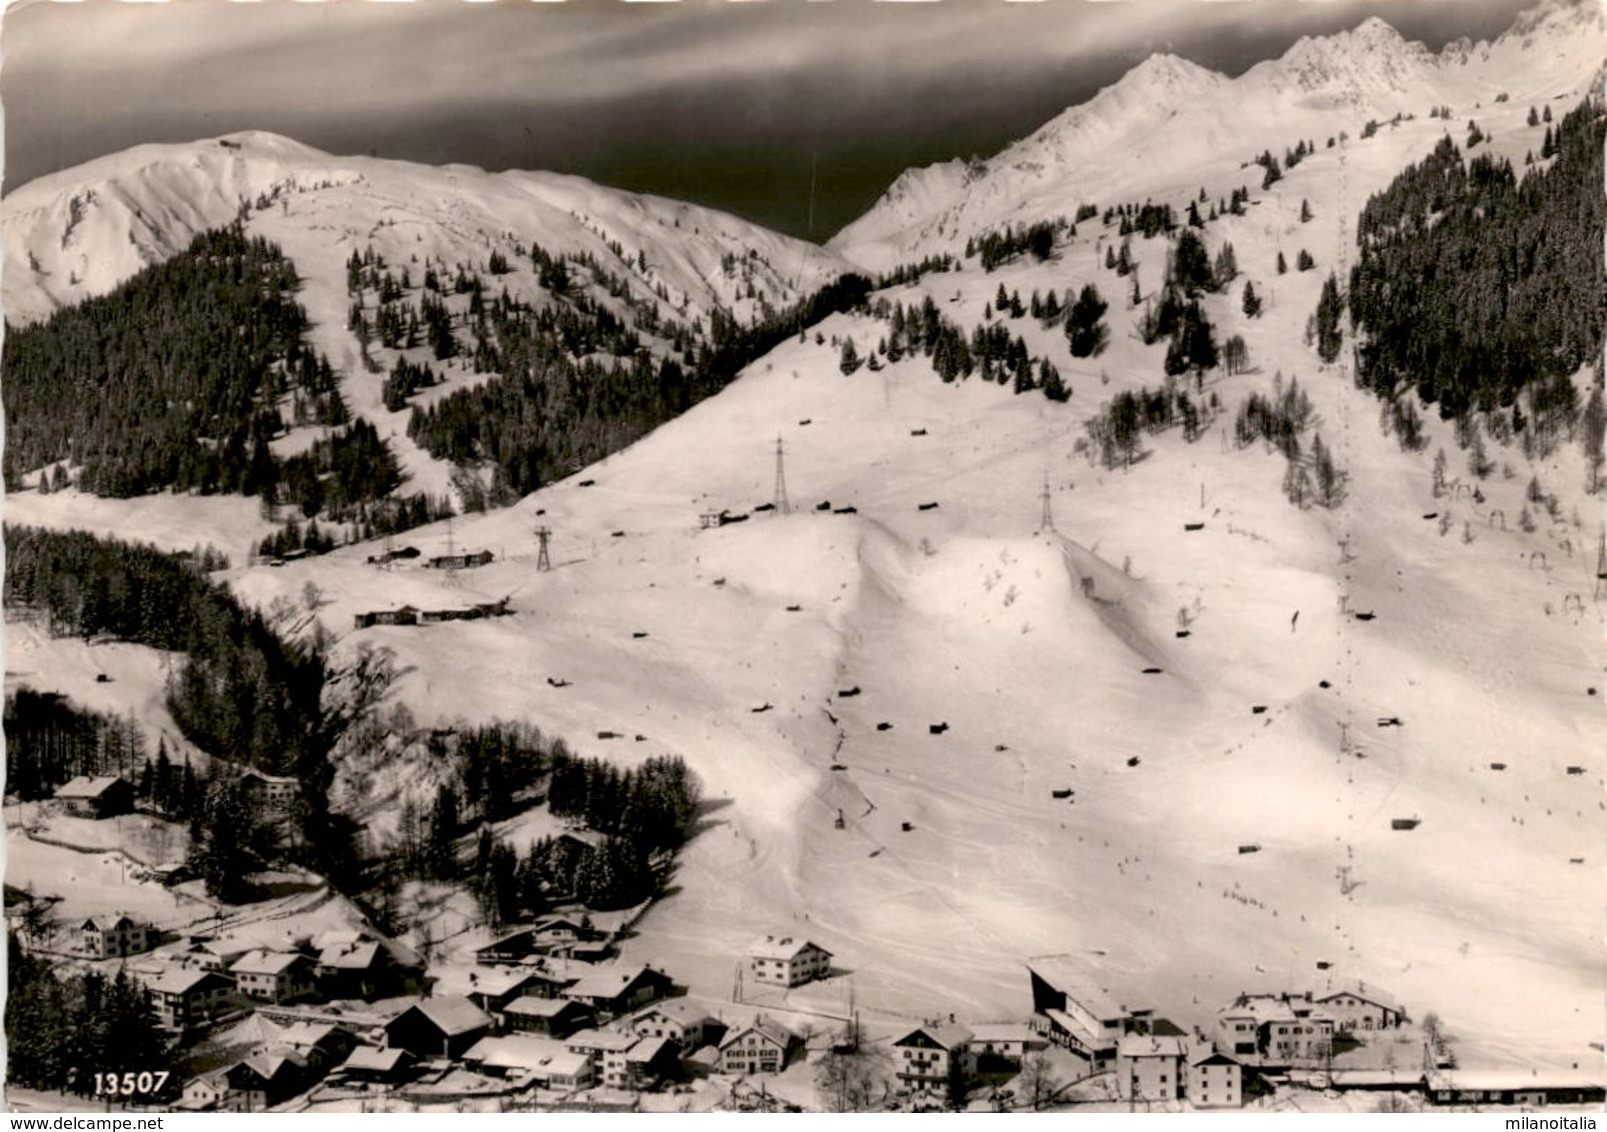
<box><xmin>234</xmin><ymin>1048</ymin><xmax>307</xmax><ymax>1084</ymax></box>
<box><xmin>239</xmin><ymin>768</ymin><xmax>299</xmax><ymax>787</ymax></box>
<box><xmin>894</xmin><ymin>1022</ymin><xmax>974</xmax><ymax>1051</ymax></box>
<box><xmin>1025</xmin><ymin>959</ymin><xmax>1135</xmax><ymax>1022</ymax></box>
<box><xmin>627</xmin><ymin>1036</ymin><xmax>673</xmax><ymax>1065</ymax></box>
<box><xmin>566</xmin><ymin>1027</ymin><xmax>639</xmax><ymax>1053</ymax></box>
<box><xmin>748</xmin><ymin>935</ymin><xmax>830</xmax><ymax>961</ymax></box>
<box><xmin>57</xmin><ymin>775</ymin><xmax>126</xmax><ymax>799</ymax></box>
<box><xmin>1314</xmin><ymin>981</ymin><xmax>1401</xmax><ymax>1013</ymax></box>
<box><xmin>633</xmin><ymin>999</ymin><xmax>719</xmax><ymax>1028</ymax></box>
<box><xmin>465</xmin><ymin>1033</ymin><xmax>566</xmax><ymax>1067</ymax></box>
<box><xmin>719</xmin><ymin>1017</ymin><xmax>795</xmax><ymax>1052</ymax></box>
<box><xmin>230</xmin><ymin>950</ymin><xmax>310</xmax><ymax>977</ymax></box>
<box><xmin>565</xmin><ymin>964</ymin><xmax>667</xmax><ymax>1001</ymax></box>
<box><xmin>969</xmin><ymin>1022</ymin><xmax>1039</xmax><ymax>1045</ymax></box>
<box><xmin>1117</xmin><ymin>1034</ymin><xmax>1186</xmax><ymax>1059</ymax></box>
<box><xmin>150</xmin><ymin>967</ymin><xmax>233</xmax><ymax>996</ymax></box>
<box><xmin>507</xmin><ymin>996</ymin><xmax>589</xmax><ymax>1019</ymax></box>
<box><xmin>431</xmin><ymin>965</ymin><xmax>531</xmax><ymax>999</ymax></box>
<box><xmin>318</xmin><ymin>940</ymin><xmax>385</xmax><ymax>971</ymax></box>
<box><xmin>1189</xmin><ymin>1045</ymin><xmax>1241</xmax><ymax>1068</ymax></box>
<box><xmin>409</xmin><ymin>995</ymin><xmax>493</xmax><ymax>1037</ymax></box>
<box><xmin>83</xmin><ymin>914</ymin><xmax>142</xmax><ymax>932</ymax></box>
<box><xmin>343</xmin><ymin>1046</ymin><xmax>413</xmax><ymax>1074</ymax></box>
<box><xmin>277</xmin><ymin>1021</ymin><xmax>346</xmax><ymax>1050</ymax></box>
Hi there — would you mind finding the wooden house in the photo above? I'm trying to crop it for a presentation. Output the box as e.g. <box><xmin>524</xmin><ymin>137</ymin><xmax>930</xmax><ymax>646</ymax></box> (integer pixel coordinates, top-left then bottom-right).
<box><xmin>504</xmin><ymin>996</ymin><xmax>594</xmax><ymax>1039</ymax></box>
<box><xmin>384</xmin><ymin>996</ymin><xmax>493</xmax><ymax>1059</ymax></box>
<box><xmin>630</xmin><ymin>1000</ymin><xmax>726</xmax><ymax>1051</ymax></box>
<box><xmin>563</xmin><ymin>964</ymin><xmax>672</xmax><ymax>1017</ymax></box>
<box><xmin>55</xmin><ymin>775</ymin><xmax>133</xmax><ymax>818</ymax></box>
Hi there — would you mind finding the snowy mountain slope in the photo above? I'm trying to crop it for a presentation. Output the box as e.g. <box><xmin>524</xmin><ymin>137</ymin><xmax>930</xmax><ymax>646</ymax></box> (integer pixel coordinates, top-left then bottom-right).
<box><xmin>831</xmin><ymin>0</ymin><xmax>1603</xmax><ymax>271</ymax></box>
<box><xmin>4</xmin><ymin>0</ymin><xmax>1601</xmax><ymax>1082</ymax></box>
<box><xmin>2</xmin><ymin>132</ymin><xmax>852</xmax><ymax>498</ymax></box>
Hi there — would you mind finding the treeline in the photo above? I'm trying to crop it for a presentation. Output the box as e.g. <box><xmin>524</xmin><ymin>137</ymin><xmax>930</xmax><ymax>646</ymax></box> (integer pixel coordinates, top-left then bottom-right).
<box><xmin>7</xmin><ymin>942</ymin><xmax>174</xmax><ymax>1100</ymax></box>
<box><xmin>393</xmin><ymin>749</ymin><xmax>700</xmax><ymax>921</ymax></box>
<box><xmin>1348</xmin><ymin>96</ymin><xmax>1604</xmax><ymax>429</ymax></box>
<box><xmin>849</xmin><ymin>293</ymin><xmax>1069</xmax><ymax>401</ymax></box>
<box><xmin>3</xmin><ymin>689</ymin><xmax>145</xmax><ymax>800</ymax></box>
<box><xmin>2</xmin><ymin>225</ymin><xmax>346</xmax><ymax>497</ymax></box>
<box><xmin>1084</xmin><ymin>378</ymin><xmax>1216</xmax><ymax>469</ymax></box>
<box><xmin>408</xmin><ymin>270</ymin><xmax>873</xmax><ymax>499</ymax></box>
<box><xmin>3</xmin><ymin>526</ymin><xmax>325</xmax><ymax>780</ymax></box>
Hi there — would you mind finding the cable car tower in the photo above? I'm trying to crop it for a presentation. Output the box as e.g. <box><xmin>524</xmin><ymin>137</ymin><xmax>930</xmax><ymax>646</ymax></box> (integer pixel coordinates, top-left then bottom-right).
<box><xmin>535</xmin><ymin>525</ymin><xmax>553</xmax><ymax>572</ymax></box>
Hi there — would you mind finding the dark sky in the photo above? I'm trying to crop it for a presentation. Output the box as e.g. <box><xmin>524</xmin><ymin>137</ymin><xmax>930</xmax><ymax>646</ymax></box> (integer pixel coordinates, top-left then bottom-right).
<box><xmin>2</xmin><ymin>0</ymin><xmax>1533</xmax><ymax>240</ymax></box>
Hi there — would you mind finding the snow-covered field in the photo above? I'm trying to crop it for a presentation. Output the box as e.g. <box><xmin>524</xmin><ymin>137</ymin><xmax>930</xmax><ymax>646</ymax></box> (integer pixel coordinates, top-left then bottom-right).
<box><xmin>3</xmin><ymin>0</ymin><xmax>1600</xmax><ymax>1083</ymax></box>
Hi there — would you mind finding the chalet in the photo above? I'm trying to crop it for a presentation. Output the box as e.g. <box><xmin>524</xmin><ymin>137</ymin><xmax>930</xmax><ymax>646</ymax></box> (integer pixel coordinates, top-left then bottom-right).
<box><xmin>892</xmin><ymin>1022</ymin><xmax>973</xmax><ymax>1098</ymax></box>
<box><xmin>353</xmin><ymin>606</ymin><xmax>419</xmax><ymax>630</ymax></box>
<box><xmin>1188</xmin><ymin>1047</ymin><xmax>1244</xmax><ymax>1108</ymax></box>
<box><xmin>476</xmin><ymin>917</ymin><xmax>602</xmax><ymax>964</ymax></box>
<box><xmin>337</xmin><ymin>1046</ymin><xmax>415</xmax><ymax>1086</ymax></box>
<box><xmin>178</xmin><ymin>1071</ymin><xmax>231</xmax><ymax>1112</ymax></box>
<box><xmin>1216</xmin><ymin>993</ymin><xmax>1335</xmax><ymax>1066</ymax></box>
<box><xmin>180</xmin><ymin>936</ymin><xmax>254</xmax><ymax>974</ymax></box>
<box><xmin>384</xmin><ymin>996</ymin><xmax>493</xmax><ymax>1059</ymax></box>
<box><xmin>748</xmin><ymin>935</ymin><xmax>832</xmax><ymax>987</ymax></box>
<box><xmin>1026</xmin><ymin>960</ymin><xmax>1146</xmax><ymax>1063</ymax></box>
<box><xmin>149</xmin><ymin>967</ymin><xmax>235</xmax><ymax>1029</ymax></box>
<box><xmin>968</xmin><ymin>1022</ymin><xmax>1047</xmax><ymax>1068</ymax></box>
<box><xmin>717</xmin><ymin>1017</ymin><xmax>797</xmax><ymax>1075</ymax></box>
<box><xmin>1116</xmin><ymin>1033</ymin><xmax>1186</xmax><ymax>1102</ymax></box>
<box><xmin>1313</xmin><ymin>983</ymin><xmax>1406</xmax><ymax>1033</ymax></box>
<box><xmin>611</xmin><ymin>1035</ymin><xmax>679</xmax><ymax>1090</ymax></box>
<box><xmin>55</xmin><ymin>775</ymin><xmax>133</xmax><ymax>818</ymax></box>
<box><xmin>463</xmin><ymin>1034</ymin><xmax>594</xmax><ymax>1089</ymax></box>
<box><xmin>316</xmin><ymin>935</ymin><xmax>421</xmax><ymax>1000</ymax></box>
<box><xmin>1426</xmin><ymin>1068</ymin><xmax>1606</xmax><ymax>1108</ymax></box>
<box><xmin>81</xmin><ymin>914</ymin><xmax>151</xmax><ymax>959</ymax></box>
<box><xmin>563</xmin><ymin>964</ymin><xmax>672</xmax><ymax>1017</ymax></box>
<box><xmin>230</xmin><ymin>950</ymin><xmax>316</xmax><ymax>1004</ymax></box>
<box><xmin>565</xmin><ymin>1027</ymin><xmax>640</xmax><ymax>1082</ymax></box>
<box><xmin>275</xmin><ymin>1021</ymin><xmax>358</xmax><ymax>1068</ymax></box>
<box><xmin>505</xmin><ymin>996</ymin><xmax>594</xmax><ymax>1039</ymax></box>
<box><xmin>238</xmin><ymin>769</ymin><xmax>300</xmax><ymax>816</ymax></box>
<box><xmin>223</xmin><ymin>1049</ymin><xmax>309</xmax><ymax>1110</ymax></box>
<box><xmin>432</xmin><ymin>965</ymin><xmax>538</xmax><ymax>1020</ymax></box>
<box><xmin>630</xmin><ymin>1000</ymin><xmax>726</xmax><ymax>1051</ymax></box>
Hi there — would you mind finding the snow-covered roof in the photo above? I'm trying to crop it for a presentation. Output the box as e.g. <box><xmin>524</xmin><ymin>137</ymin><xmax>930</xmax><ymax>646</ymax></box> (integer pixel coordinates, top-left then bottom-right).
<box><xmin>565</xmin><ymin>964</ymin><xmax>664</xmax><ymax>1001</ymax></box>
<box><xmin>464</xmin><ymin>1033</ymin><xmax>575</xmax><ymax>1071</ymax></box>
<box><xmin>277</xmin><ymin>1021</ymin><xmax>345</xmax><ymax>1050</ymax></box>
<box><xmin>1314</xmin><ymin>981</ymin><xmax>1401</xmax><ymax>1013</ymax></box>
<box><xmin>566</xmin><ymin>1027</ymin><xmax>640</xmax><ymax>1053</ymax></box>
<box><xmin>633</xmin><ymin>999</ymin><xmax>718</xmax><ymax>1028</ymax></box>
<box><xmin>748</xmin><ymin>934</ymin><xmax>829</xmax><ymax>961</ymax></box>
<box><xmin>150</xmin><ymin>967</ymin><xmax>231</xmax><ymax>995</ymax></box>
<box><xmin>230</xmin><ymin>949</ymin><xmax>310</xmax><ymax>977</ymax></box>
<box><xmin>318</xmin><ymin>940</ymin><xmax>384</xmax><ymax>971</ymax></box>
<box><xmin>83</xmin><ymin>914</ymin><xmax>143</xmax><ymax>931</ymax></box>
<box><xmin>968</xmin><ymin>1022</ymin><xmax>1038</xmax><ymax>1045</ymax></box>
<box><xmin>409</xmin><ymin>995</ymin><xmax>493</xmax><ymax>1037</ymax></box>
<box><xmin>627</xmin><ymin>1035</ymin><xmax>673</xmax><ymax>1064</ymax></box>
<box><xmin>1430</xmin><ymin>1068</ymin><xmax>1604</xmax><ymax>1092</ymax></box>
<box><xmin>719</xmin><ymin>1018</ymin><xmax>795</xmax><ymax>1052</ymax></box>
<box><xmin>56</xmin><ymin>775</ymin><xmax>126</xmax><ymax>799</ymax></box>
<box><xmin>1026</xmin><ymin>959</ymin><xmax>1134</xmax><ymax>1021</ymax></box>
<box><xmin>894</xmin><ymin>1021</ymin><xmax>974</xmax><ymax>1051</ymax></box>
<box><xmin>1117</xmin><ymin>1034</ymin><xmax>1186</xmax><ymax>1059</ymax></box>
<box><xmin>343</xmin><ymin>1046</ymin><xmax>412</xmax><ymax>1074</ymax></box>
<box><xmin>431</xmin><ymin>965</ymin><xmax>532</xmax><ymax>999</ymax></box>
<box><xmin>507</xmin><ymin>995</ymin><xmax>587</xmax><ymax>1019</ymax></box>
